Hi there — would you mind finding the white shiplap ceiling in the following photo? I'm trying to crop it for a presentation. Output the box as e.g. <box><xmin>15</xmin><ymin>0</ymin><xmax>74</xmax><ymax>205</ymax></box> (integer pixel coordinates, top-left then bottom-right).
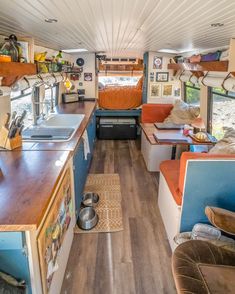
<box><xmin>0</xmin><ymin>0</ymin><xmax>235</xmax><ymax>57</ymax></box>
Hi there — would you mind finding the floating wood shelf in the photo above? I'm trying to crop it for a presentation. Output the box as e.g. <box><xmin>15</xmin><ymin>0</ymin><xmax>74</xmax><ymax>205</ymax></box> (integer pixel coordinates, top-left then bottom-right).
<box><xmin>168</xmin><ymin>61</ymin><xmax>229</xmax><ymax>72</ymax></box>
<box><xmin>0</xmin><ymin>62</ymin><xmax>37</xmax><ymax>87</ymax></box>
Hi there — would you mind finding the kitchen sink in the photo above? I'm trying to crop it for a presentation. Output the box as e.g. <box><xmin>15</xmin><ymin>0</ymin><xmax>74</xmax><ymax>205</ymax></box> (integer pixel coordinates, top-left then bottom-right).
<box><xmin>41</xmin><ymin>114</ymin><xmax>85</xmax><ymax>128</ymax></box>
<box><xmin>22</xmin><ymin>114</ymin><xmax>85</xmax><ymax>142</ymax></box>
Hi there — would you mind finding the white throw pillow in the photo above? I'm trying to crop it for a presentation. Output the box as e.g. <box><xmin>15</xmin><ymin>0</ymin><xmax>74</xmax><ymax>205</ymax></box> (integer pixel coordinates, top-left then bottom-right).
<box><xmin>209</xmin><ymin>128</ymin><xmax>235</xmax><ymax>154</ymax></box>
<box><xmin>164</xmin><ymin>99</ymin><xmax>200</xmax><ymax>124</ymax></box>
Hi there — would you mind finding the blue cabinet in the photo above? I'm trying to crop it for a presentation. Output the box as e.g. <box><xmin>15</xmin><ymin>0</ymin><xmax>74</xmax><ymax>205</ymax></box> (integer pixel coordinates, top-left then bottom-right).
<box><xmin>0</xmin><ymin>232</ymin><xmax>31</xmax><ymax>293</ymax></box>
<box><xmin>73</xmin><ymin>112</ymin><xmax>96</xmax><ymax>218</ymax></box>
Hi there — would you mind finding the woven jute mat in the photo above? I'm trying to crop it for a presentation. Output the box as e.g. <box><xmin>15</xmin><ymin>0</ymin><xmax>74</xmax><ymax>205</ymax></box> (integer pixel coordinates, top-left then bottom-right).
<box><xmin>74</xmin><ymin>174</ymin><xmax>123</xmax><ymax>234</ymax></box>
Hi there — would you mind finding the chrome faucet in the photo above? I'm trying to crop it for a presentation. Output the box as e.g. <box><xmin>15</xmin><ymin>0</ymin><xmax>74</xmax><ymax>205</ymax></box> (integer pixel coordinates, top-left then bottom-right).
<box><xmin>31</xmin><ymin>82</ymin><xmax>49</xmax><ymax>125</ymax></box>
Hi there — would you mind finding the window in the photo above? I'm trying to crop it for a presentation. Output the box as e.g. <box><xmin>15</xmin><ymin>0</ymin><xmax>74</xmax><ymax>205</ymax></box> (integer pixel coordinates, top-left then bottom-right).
<box><xmin>209</xmin><ymin>87</ymin><xmax>235</xmax><ymax>139</ymax></box>
<box><xmin>11</xmin><ymin>89</ymin><xmax>33</xmax><ymax>127</ymax></box>
<box><xmin>98</xmin><ymin>76</ymin><xmax>141</xmax><ymax>87</ymax></box>
<box><xmin>184</xmin><ymin>82</ymin><xmax>200</xmax><ymax>105</ymax></box>
<box><xmin>11</xmin><ymin>84</ymin><xmax>59</xmax><ymax>127</ymax></box>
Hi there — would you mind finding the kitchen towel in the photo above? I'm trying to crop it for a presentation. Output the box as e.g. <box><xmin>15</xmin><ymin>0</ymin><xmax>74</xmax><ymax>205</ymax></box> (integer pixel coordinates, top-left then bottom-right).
<box><xmin>82</xmin><ymin>129</ymin><xmax>90</xmax><ymax>160</ymax></box>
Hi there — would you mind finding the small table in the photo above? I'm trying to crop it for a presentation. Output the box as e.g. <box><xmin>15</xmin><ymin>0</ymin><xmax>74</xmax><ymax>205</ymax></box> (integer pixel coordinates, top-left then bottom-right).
<box><xmin>141</xmin><ymin>123</ymin><xmax>214</xmax><ymax>171</ymax></box>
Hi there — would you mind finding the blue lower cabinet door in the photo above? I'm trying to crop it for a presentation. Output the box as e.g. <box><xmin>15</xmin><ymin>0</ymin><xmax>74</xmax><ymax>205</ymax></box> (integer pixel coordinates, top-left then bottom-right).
<box><xmin>73</xmin><ymin>141</ymin><xmax>89</xmax><ymax>218</ymax></box>
<box><xmin>0</xmin><ymin>232</ymin><xmax>31</xmax><ymax>293</ymax></box>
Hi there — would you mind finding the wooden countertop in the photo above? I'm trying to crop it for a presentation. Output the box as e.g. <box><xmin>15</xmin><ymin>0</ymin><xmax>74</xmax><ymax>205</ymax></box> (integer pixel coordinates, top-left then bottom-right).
<box><xmin>0</xmin><ymin>101</ymin><xmax>96</xmax><ymax>231</ymax></box>
<box><xmin>0</xmin><ymin>150</ymin><xmax>70</xmax><ymax>231</ymax></box>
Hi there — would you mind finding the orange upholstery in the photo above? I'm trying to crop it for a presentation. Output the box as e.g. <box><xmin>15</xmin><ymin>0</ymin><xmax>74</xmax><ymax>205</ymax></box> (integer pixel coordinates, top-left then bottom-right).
<box><xmin>98</xmin><ymin>77</ymin><xmax>143</xmax><ymax>110</ymax></box>
<box><xmin>160</xmin><ymin>160</ymin><xmax>182</xmax><ymax>205</ymax></box>
<box><xmin>141</xmin><ymin>103</ymin><xmax>173</xmax><ymax>123</ymax></box>
<box><xmin>160</xmin><ymin>152</ymin><xmax>235</xmax><ymax>206</ymax></box>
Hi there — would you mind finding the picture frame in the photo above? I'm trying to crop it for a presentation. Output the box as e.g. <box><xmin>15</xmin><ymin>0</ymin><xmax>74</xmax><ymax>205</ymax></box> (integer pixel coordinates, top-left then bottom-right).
<box><xmin>150</xmin><ymin>83</ymin><xmax>161</xmax><ymax>98</ymax></box>
<box><xmin>153</xmin><ymin>56</ymin><xmax>163</xmax><ymax>69</ymax></box>
<box><xmin>162</xmin><ymin>84</ymin><xmax>173</xmax><ymax>97</ymax></box>
<box><xmin>84</xmin><ymin>73</ymin><xmax>92</xmax><ymax>81</ymax></box>
<box><xmin>156</xmin><ymin>72</ymin><xmax>169</xmax><ymax>82</ymax></box>
<box><xmin>150</xmin><ymin>72</ymin><xmax>155</xmax><ymax>82</ymax></box>
<box><xmin>174</xmin><ymin>87</ymin><xmax>181</xmax><ymax>97</ymax></box>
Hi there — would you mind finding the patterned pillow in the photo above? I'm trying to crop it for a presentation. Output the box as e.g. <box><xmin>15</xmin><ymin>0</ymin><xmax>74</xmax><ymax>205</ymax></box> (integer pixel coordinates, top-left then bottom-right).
<box><xmin>164</xmin><ymin>99</ymin><xmax>200</xmax><ymax>124</ymax></box>
<box><xmin>209</xmin><ymin>128</ymin><xmax>235</xmax><ymax>154</ymax></box>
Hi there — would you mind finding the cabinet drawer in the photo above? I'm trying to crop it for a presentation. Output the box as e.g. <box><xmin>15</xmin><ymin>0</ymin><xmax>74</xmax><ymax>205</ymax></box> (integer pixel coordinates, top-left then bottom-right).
<box><xmin>37</xmin><ymin>168</ymin><xmax>73</xmax><ymax>294</ymax></box>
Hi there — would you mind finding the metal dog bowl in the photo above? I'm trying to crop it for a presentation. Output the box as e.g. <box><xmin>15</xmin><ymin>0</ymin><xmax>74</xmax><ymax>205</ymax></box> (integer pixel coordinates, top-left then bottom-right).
<box><xmin>82</xmin><ymin>192</ymin><xmax>100</xmax><ymax>207</ymax></box>
<box><xmin>77</xmin><ymin>207</ymin><xmax>99</xmax><ymax>230</ymax></box>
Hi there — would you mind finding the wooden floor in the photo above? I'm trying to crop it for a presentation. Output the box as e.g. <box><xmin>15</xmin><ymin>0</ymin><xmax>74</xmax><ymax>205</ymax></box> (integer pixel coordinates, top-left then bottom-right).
<box><xmin>61</xmin><ymin>139</ymin><xmax>176</xmax><ymax>294</ymax></box>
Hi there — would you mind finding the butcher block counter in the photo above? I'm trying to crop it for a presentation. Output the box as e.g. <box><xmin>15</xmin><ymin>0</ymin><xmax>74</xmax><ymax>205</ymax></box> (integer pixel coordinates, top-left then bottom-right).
<box><xmin>0</xmin><ymin>101</ymin><xmax>97</xmax><ymax>294</ymax></box>
<box><xmin>0</xmin><ymin>101</ymin><xmax>96</xmax><ymax>231</ymax></box>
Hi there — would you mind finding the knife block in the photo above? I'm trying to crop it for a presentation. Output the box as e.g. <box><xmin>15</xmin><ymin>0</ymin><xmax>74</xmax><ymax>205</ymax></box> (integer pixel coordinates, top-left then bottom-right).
<box><xmin>0</xmin><ymin>126</ymin><xmax>22</xmax><ymax>150</ymax></box>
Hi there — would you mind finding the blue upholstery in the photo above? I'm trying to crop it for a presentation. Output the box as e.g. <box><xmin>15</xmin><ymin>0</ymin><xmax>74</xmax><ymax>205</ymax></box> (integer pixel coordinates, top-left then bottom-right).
<box><xmin>180</xmin><ymin>160</ymin><xmax>235</xmax><ymax>232</ymax></box>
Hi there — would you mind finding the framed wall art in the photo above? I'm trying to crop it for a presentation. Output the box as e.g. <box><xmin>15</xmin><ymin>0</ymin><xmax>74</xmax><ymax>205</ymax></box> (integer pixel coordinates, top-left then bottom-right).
<box><xmin>156</xmin><ymin>72</ymin><xmax>169</xmax><ymax>82</ymax></box>
<box><xmin>162</xmin><ymin>84</ymin><xmax>173</xmax><ymax>97</ymax></box>
<box><xmin>84</xmin><ymin>73</ymin><xmax>92</xmax><ymax>81</ymax></box>
<box><xmin>153</xmin><ymin>56</ymin><xmax>163</xmax><ymax>69</ymax></box>
<box><xmin>150</xmin><ymin>72</ymin><xmax>155</xmax><ymax>82</ymax></box>
<box><xmin>150</xmin><ymin>83</ymin><xmax>161</xmax><ymax>98</ymax></box>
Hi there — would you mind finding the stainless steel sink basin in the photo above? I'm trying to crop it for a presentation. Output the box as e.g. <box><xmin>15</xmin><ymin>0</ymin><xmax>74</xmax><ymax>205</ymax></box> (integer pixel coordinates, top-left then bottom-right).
<box><xmin>41</xmin><ymin>114</ymin><xmax>85</xmax><ymax>128</ymax></box>
<box><xmin>22</xmin><ymin>114</ymin><xmax>85</xmax><ymax>142</ymax></box>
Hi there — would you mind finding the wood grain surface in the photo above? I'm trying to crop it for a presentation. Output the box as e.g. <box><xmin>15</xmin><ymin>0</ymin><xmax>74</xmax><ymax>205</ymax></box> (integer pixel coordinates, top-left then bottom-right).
<box><xmin>141</xmin><ymin>123</ymin><xmax>214</xmax><ymax>146</ymax></box>
<box><xmin>61</xmin><ymin>139</ymin><xmax>176</xmax><ymax>294</ymax></box>
<box><xmin>0</xmin><ymin>150</ymin><xmax>70</xmax><ymax>230</ymax></box>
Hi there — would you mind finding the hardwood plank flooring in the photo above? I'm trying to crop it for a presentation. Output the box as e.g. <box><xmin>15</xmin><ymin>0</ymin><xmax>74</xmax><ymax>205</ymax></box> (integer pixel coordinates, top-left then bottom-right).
<box><xmin>61</xmin><ymin>139</ymin><xmax>176</xmax><ymax>294</ymax></box>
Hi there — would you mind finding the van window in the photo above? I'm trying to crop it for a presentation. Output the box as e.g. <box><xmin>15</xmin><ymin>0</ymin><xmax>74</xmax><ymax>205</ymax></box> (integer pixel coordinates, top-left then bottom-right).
<box><xmin>184</xmin><ymin>82</ymin><xmax>200</xmax><ymax>105</ymax></box>
<box><xmin>99</xmin><ymin>76</ymin><xmax>141</xmax><ymax>87</ymax></box>
<box><xmin>11</xmin><ymin>89</ymin><xmax>33</xmax><ymax>127</ymax></box>
<box><xmin>11</xmin><ymin>85</ymin><xmax>58</xmax><ymax>127</ymax></box>
<box><xmin>209</xmin><ymin>87</ymin><xmax>235</xmax><ymax>139</ymax></box>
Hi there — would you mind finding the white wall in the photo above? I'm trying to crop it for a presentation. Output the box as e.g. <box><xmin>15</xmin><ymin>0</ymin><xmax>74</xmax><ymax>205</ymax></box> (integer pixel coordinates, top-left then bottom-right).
<box><xmin>0</xmin><ymin>95</ymin><xmax>10</xmax><ymax>127</ymax></box>
<box><xmin>70</xmin><ymin>53</ymin><xmax>97</xmax><ymax>98</ymax></box>
<box><xmin>147</xmin><ymin>52</ymin><xmax>181</xmax><ymax>104</ymax></box>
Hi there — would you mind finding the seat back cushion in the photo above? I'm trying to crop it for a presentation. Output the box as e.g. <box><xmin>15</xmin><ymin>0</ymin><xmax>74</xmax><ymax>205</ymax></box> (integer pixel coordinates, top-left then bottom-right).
<box><xmin>141</xmin><ymin>103</ymin><xmax>173</xmax><ymax>123</ymax></box>
<box><xmin>164</xmin><ymin>99</ymin><xmax>200</xmax><ymax>125</ymax></box>
<box><xmin>178</xmin><ymin>152</ymin><xmax>235</xmax><ymax>194</ymax></box>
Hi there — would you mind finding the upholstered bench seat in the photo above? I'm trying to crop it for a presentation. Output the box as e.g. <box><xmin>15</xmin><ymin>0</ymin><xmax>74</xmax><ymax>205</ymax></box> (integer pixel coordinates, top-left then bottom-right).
<box><xmin>158</xmin><ymin>152</ymin><xmax>235</xmax><ymax>250</ymax></box>
<box><xmin>159</xmin><ymin>160</ymin><xmax>182</xmax><ymax>205</ymax></box>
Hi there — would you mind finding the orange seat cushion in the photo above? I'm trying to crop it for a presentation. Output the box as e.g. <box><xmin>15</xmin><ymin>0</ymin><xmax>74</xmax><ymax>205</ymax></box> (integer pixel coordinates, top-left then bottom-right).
<box><xmin>160</xmin><ymin>160</ymin><xmax>182</xmax><ymax>205</ymax></box>
<box><xmin>141</xmin><ymin>104</ymin><xmax>173</xmax><ymax>123</ymax></box>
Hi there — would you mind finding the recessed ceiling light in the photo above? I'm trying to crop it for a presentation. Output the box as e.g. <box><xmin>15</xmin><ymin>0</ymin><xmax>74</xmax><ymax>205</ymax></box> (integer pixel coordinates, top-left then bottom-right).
<box><xmin>211</xmin><ymin>23</ymin><xmax>224</xmax><ymax>27</ymax></box>
<box><xmin>45</xmin><ymin>18</ymin><xmax>58</xmax><ymax>23</ymax></box>
<box><xmin>62</xmin><ymin>48</ymin><xmax>88</xmax><ymax>53</ymax></box>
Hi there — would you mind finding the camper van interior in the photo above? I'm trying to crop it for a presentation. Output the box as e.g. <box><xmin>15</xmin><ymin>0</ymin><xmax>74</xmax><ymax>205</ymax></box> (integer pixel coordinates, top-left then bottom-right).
<box><xmin>1</xmin><ymin>0</ymin><xmax>235</xmax><ymax>293</ymax></box>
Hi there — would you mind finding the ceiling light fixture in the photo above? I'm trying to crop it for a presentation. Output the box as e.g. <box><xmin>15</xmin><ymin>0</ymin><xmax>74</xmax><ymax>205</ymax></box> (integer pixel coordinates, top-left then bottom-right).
<box><xmin>62</xmin><ymin>48</ymin><xmax>88</xmax><ymax>53</ymax></box>
<box><xmin>45</xmin><ymin>18</ymin><xmax>58</xmax><ymax>23</ymax></box>
<box><xmin>157</xmin><ymin>49</ymin><xmax>180</xmax><ymax>54</ymax></box>
<box><xmin>158</xmin><ymin>48</ymin><xmax>195</xmax><ymax>54</ymax></box>
<box><xmin>211</xmin><ymin>23</ymin><xmax>224</xmax><ymax>27</ymax></box>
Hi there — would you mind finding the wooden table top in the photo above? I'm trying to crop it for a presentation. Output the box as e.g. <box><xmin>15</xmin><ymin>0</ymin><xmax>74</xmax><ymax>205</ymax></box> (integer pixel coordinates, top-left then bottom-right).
<box><xmin>141</xmin><ymin>123</ymin><xmax>214</xmax><ymax>146</ymax></box>
<box><xmin>0</xmin><ymin>101</ymin><xmax>96</xmax><ymax>231</ymax></box>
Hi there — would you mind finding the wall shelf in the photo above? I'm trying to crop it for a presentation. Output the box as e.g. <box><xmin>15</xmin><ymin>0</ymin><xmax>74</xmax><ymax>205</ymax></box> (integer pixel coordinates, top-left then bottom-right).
<box><xmin>0</xmin><ymin>62</ymin><xmax>37</xmax><ymax>87</ymax></box>
<box><xmin>168</xmin><ymin>61</ymin><xmax>229</xmax><ymax>72</ymax></box>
